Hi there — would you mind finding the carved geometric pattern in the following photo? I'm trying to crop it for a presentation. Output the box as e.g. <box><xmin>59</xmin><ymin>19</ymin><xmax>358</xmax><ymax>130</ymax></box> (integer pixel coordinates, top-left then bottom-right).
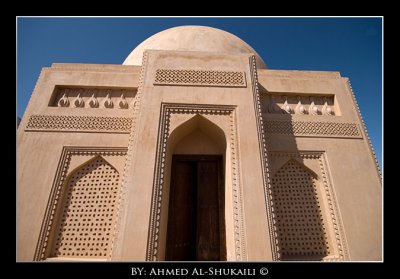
<box><xmin>34</xmin><ymin>147</ymin><xmax>127</xmax><ymax>261</ymax></box>
<box><xmin>269</xmin><ymin>152</ymin><xmax>349</xmax><ymax>261</ymax></box>
<box><xmin>146</xmin><ymin>103</ymin><xmax>246</xmax><ymax>261</ymax></box>
<box><xmin>51</xmin><ymin>157</ymin><xmax>119</xmax><ymax>259</ymax></box>
<box><xmin>264</xmin><ymin>120</ymin><xmax>361</xmax><ymax>138</ymax></box>
<box><xmin>25</xmin><ymin>115</ymin><xmax>133</xmax><ymax>133</ymax></box>
<box><xmin>271</xmin><ymin>160</ymin><xmax>330</xmax><ymax>260</ymax></box>
<box><xmin>154</xmin><ymin>69</ymin><xmax>246</xmax><ymax>87</ymax></box>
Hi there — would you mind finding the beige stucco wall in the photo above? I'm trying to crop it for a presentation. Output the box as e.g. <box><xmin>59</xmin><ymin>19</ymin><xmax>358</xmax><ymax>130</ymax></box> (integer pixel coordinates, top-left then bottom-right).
<box><xmin>17</xmin><ymin>64</ymin><xmax>139</xmax><ymax>260</ymax></box>
<box><xmin>258</xmin><ymin>70</ymin><xmax>382</xmax><ymax>260</ymax></box>
<box><xmin>17</xmin><ymin>52</ymin><xmax>382</xmax><ymax>261</ymax></box>
<box><xmin>113</xmin><ymin>50</ymin><xmax>272</xmax><ymax>261</ymax></box>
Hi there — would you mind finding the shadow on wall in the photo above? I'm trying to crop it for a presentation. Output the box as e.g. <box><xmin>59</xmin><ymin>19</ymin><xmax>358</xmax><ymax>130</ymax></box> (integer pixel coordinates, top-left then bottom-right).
<box><xmin>259</xmin><ymin>84</ymin><xmax>330</xmax><ymax>261</ymax></box>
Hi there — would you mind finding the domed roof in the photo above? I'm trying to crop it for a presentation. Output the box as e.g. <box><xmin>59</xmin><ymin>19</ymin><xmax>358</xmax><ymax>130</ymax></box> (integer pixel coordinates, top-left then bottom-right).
<box><xmin>123</xmin><ymin>26</ymin><xmax>267</xmax><ymax>68</ymax></box>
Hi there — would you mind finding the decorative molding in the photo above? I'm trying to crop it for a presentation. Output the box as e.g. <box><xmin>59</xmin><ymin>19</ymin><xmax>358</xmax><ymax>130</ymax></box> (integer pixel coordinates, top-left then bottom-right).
<box><xmin>25</xmin><ymin>115</ymin><xmax>133</xmax><ymax>133</ymax></box>
<box><xmin>269</xmin><ymin>151</ymin><xmax>349</xmax><ymax>261</ymax></box>
<box><xmin>112</xmin><ymin>51</ymin><xmax>148</xmax><ymax>259</ymax></box>
<box><xmin>318</xmin><ymin>153</ymin><xmax>349</xmax><ymax>261</ymax></box>
<box><xmin>103</xmin><ymin>92</ymin><xmax>114</xmax><ymax>108</ymax></box>
<box><xmin>264</xmin><ymin>120</ymin><xmax>362</xmax><ymax>138</ymax></box>
<box><xmin>262</xmin><ymin>94</ymin><xmax>336</xmax><ymax>116</ymax></box>
<box><xmin>88</xmin><ymin>93</ymin><xmax>99</xmax><ymax>108</ymax></box>
<box><xmin>346</xmin><ymin>79</ymin><xmax>382</xmax><ymax>179</ymax></box>
<box><xmin>154</xmin><ymin>69</ymin><xmax>247</xmax><ymax>87</ymax></box>
<box><xmin>51</xmin><ymin>87</ymin><xmax>136</xmax><ymax>109</ymax></box>
<box><xmin>34</xmin><ymin>147</ymin><xmax>128</xmax><ymax>261</ymax></box>
<box><xmin>249</xmin><ymin>56</ymin><xmax>278</xmax><ymax>261</ymax></box>
<box><xmin>73</xmin><ymin>93</ymin><xmax>84</xmax><ymax>108</ymax></box>
<box><xmin>295</xmin><ymin>96</ymin><xmax>308</xmax><ymax>115</ymax></box>
<box><xmin>58</xmin><ymin>93</ymin><xmax>69</xmax><ymax>107</ymax></box>
<box><xmin>146</xmin><ymin>103</ymin><xmax>247</xmax><ymax>261</ymax></box>
<box><xmin>118</xmin><ymin>93</ymin><xmax>128</xmax><ymax>109</ymax></box>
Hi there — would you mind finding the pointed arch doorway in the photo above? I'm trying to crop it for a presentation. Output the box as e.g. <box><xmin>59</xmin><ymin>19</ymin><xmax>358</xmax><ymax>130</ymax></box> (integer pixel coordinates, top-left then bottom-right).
<box><xmin>165</xmin><ymin>115</ymin><xmax>227</xmax><ymax>261</ymax></box>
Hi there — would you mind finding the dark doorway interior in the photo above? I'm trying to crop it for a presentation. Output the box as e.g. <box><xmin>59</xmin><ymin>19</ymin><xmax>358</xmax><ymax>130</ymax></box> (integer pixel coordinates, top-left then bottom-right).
<box><xmin>166</xmin><ymin>155</ymin><xmax>226</xmax><ymax>261</ymax></box>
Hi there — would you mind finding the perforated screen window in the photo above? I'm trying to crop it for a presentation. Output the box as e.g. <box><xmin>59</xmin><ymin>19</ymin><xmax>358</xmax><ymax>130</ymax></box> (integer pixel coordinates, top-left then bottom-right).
<box><xmin>271</xmin><ymin>160</ymin><xmax>330</xmax><ymax>260</ymax></box>
<box><xmin>51</xmin><ymin>157</ymin><xmax>119</xmax><ymax>259</ymax></box>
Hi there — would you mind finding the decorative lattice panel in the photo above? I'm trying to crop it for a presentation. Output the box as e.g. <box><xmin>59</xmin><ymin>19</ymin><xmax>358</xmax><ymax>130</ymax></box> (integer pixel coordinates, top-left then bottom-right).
<box><xmin>154</xmin><ymin>69</ymin><xmax>246</xmax><ymax>87</ymax></box>
<box><xmin>271</xmin><ymin>160</ymin><xmax>330</xmax><ymax>260</ymax></box>
<box><xmin>25</xmin><ymin>115</ymin><xmax>132</xmax><ymax>133</ymax></box>
<box><xmin>264</xmin><ymin>120</ymin><xmax>361</xmax><ymax>138</ymax></box>
<box><xmin>51</xmin><ymin>157</ymin><xmax>119</xmax><ymax>259</ymax></box>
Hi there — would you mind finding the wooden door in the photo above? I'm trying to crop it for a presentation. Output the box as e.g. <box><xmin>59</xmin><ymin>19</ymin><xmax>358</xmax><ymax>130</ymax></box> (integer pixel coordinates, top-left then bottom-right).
<box><xmin>166</xmin><ymin>155</ymin><xmax>225</xmax><ymax>261</ymax></box>
<box><xmin>166</xmin><ymin>159</ymin><xmax>197</xmax><ymax>260</ymax></box>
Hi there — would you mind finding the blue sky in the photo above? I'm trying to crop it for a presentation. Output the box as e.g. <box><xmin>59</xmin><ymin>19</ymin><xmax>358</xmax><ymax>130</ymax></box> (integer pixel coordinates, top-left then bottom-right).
<box><xmin>17</xmin><ymin>17</ymin><xmax>382</xmax><ymax>169</ymax></box>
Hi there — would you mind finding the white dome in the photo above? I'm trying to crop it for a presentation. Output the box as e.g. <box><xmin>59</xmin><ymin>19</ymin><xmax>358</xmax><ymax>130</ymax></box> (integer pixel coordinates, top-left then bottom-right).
<box><xmin>123</xmin><ymin>25</ymin><xmax>267</xmax><ymax>68</ymax></box>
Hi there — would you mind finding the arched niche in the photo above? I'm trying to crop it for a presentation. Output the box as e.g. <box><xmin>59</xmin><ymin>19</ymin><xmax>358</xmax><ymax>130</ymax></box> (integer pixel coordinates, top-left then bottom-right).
<box><xmin>45</xmin><ymin>156</ymin><xmax>120</xmax><ymax>261</ymax></box>
<box><xmin>270</xmin><ymin>159</ymin><xmax>334</xmax><ymax>261</ymax></box>
<box><xmin>157</xmin><ymin>114</ymin><xmax>229</xmax><ymax>260</ymax></box>
<box><xmin>168</xmin><ymin>114</ymin><xmax>226</xmax><ymax>155</ymax></box>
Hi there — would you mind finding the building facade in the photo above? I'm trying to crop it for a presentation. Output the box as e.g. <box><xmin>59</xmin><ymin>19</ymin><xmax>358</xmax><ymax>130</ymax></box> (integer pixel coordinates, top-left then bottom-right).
<box><xmin>17</xmin><ymin>26</ymin><xmax>382</xmax><ymax>261</ymax></box>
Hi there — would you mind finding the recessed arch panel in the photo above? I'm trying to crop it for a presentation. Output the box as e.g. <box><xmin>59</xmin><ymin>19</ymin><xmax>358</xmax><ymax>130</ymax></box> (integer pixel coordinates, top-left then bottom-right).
<box><xmin>271</xmin><ymin>159</ymin><xmax>330</xmax><ymax>260</ymax></box>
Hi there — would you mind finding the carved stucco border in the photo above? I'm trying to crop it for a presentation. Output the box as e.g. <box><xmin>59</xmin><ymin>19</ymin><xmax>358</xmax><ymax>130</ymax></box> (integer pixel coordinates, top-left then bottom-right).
<box><xmin>25</xmin><ymin>115</ymin><xmax>133</xmax><ymax>133</ymax></box>
<box><xmin>33</xmin><ymin>146</ymin><xmax>128</xmax><ymax>261</ymax></box>
<box><xmin>111</xmin><ymin>51</ymin><xmax>148</xmax><ymax>259</ymax></box>
<box><xmin>264</xmin><ymin>120</ymin><xmax>362</xmax><ymax>138</ymax></box>
<box><xmin>346</xmin><ymin>79</ymin><xmax>382</xmax><ymax>179</ymax></box>
<box><xmin>153</xmin><ymin>69</ymin><xmax>247</xmax><ymax>87</ymax></box>
<box><xmin>249</xmin><ymin>55</ymin><xmax>278</xmax><ymax>260</ymax></box>
<box><xmin>146</xmin><ymin>103</ymin><xmax>247</xmax><ymax>261</ymax></box>
<box><xmin>269</xmin><ymin>151</ymin><xmax>350</xmax><ymax>261</ymax></box>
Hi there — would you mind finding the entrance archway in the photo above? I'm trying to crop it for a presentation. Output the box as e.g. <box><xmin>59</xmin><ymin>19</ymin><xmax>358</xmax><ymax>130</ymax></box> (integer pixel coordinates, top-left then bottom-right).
<box><xmin>164</xmin><ymin>115</ymin><xmax>227</xmax><ymax>261</ymax></box>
